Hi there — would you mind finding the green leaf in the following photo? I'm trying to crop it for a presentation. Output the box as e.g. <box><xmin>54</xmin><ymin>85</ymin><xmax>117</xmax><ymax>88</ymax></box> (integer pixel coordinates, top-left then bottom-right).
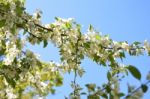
<box><xmin>88</xmin><ymin>95</ymin><xmax>99</xmax><ymax>99</ymax></box>
<box><xmin>80</xmin><ymin>92</ymin><xmax>87</xmax><ymax>95</ymax></box>
<box><xmin>95</xmin><ymin>35</ymin><xmax>101</xmax><ymax>40</ymax></box>
<box><xmin>0</xmin><ymin>20</ymin><xmax>6</xmax><ymax>28</ymax></box>
<box><xmin>101</xmin><ymin>93</ymin><xmax>108</xmax><ymax>99</ymax></box>
<box><xmin>141</xmin><ymin>84</ymin><xmax>148</xmax><ymax>93</ymax></box>
<box><xmin>119</xmin><ymin>51</ymin><xmax>125</xmax><ymax>61</ymax></box>
<box><xmin>15</xmin><ymin>7</ymin><xmax>25</xmax><ymax>16</ymax></box>
<box><xmin>65</xmin><ymin>22</ymin><xmax>71</xmax><ymax>29</ymax></box>
<box><xmin>93</xmin><ymin>54</ymin><xmax>100</xmax><ymax>63</ymax></box>
<box><xmin>118</xmin><ymin>93</ymin><xmax>125</xmax><ymax>97</ymax></box>
<box><xmin>89</xmin><ymin>24</ymin><xmax>93</xmax><ymax>31</ymax></box>
<box><xmin>50</xmin><ymin>88</ymin><xmax>56</xmax><ymax>94</ymax></box>
<box><xmin>127</xmin><ymin>65</ymin><xmax>141</xmax><ymax>80</ymax></box>
<box><xmin>108</xmin><ymin>54</ymin><xmax>115</xmax><ymax>64</ymax></box>
<box><xmin>133</xmin><ymin>41</ymin><xmax>141</xmax><ymax>45</ymax></box>
<box><xmin>55</xmin><ymin>76</ymin><xmax>63</xmax><ymax>86</ymax></box>
<box><xmin>5</xmin><ymin>77</ymin><xmax>16</xmax><ymax>88</ymax></box>
<box><xmin>106</xmin><ymin>85</ymin><xmax>111</xmax><ymax>93</ymax></box>
<box><xmin>100</xmin><ymin>60</ymin><xmax>106</xmax><ymax>66</ymax></box>
<box><xmin>78</xmin><ymin>68</ymin><xmax>85</xmax><ymax>77</ymax></box>
<box><xmin>0</xmin><ymin>48</ymin><xmax>5</xmax><ymax>56</ymax></box>
<box><xmin>0</xmin><ymin>61</ymin><xmax>3</xmax><ymax>69</ymax></box>
<box><xmin>55</xmin><ymin>17</ymin><xmax>59</xmax><ymax>21</ymax></box>
<box><xmin>84</xmin><ymin>42</ymin><xmax>91</xmax><ymax>48</ymax></box>
<box><xmin>43</xmin><ymin>40</ymin><xmax>48</xmax><ymax>48</ymax></box>
<box><xmin>85</xmin><ymin>84</ymin><xmax>96</xmax><ymax>92</ymax></box>
<box><xmin>107</xmin><ymin>71</ymin><xmax>111</xmax><ymax>81</ymax></box>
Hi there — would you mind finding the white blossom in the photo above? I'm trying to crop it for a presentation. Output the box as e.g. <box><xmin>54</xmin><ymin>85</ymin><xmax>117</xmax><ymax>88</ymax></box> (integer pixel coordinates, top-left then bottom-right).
<box><xmin>121</xmin><ymin>42</ymin><xmax>129</xmax><ymax>50</ymax></box>
<box><xmin>5</xmin><ymin>88</ymin><xmax>17</xmax><ymax>99</ymax></box>
<box><xmin>40</xmin><ymin>82</ymin><xmax>47</xmax><ymax>88</ymax></box>
<box><xmin>113</xmin><ymin>41</ymin><xmax>120</xmax><ymax>48</ymax></box>
<box><xmin>4</xmin><ymin>44</ymin><xmax>20</xmax><ymax>65</ymax></box>
<box><xmin>144</xmin><ymin>40</ymin><xmax>150</xmax><ymax>52</ymax></box>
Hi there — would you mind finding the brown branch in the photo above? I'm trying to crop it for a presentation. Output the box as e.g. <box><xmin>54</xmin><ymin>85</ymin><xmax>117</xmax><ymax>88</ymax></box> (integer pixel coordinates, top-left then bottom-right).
<box><xmin>123</xmin><ymin>80</ymin><xmax>150</xmax><ymax>99</ymax></box>
<box><xmin>22</xmin><ymin>17</ymin><xmax>53</xmax><ymax>32</ymax></box>
<box><xmin>0</xmin><ymin>8</ymin><xmax>147</xmax><ymax>52</ymax></box>
<box><xmin>0</xmin><ymin>9</ymin><xmax>53</xmax><ymax>39</ymax></box>
<box><xmin>102</xmin><ymin>46</ymin><xmax>145</xmax><ymax>51</ymax></box>
<box><xmin>16</xmin><ymin>23</ymin><xmax>43</xmax><ymax>40</ymax></box>
<box><xmin>73</xmin><ymin>36</ymin><xmax>81</xmax><ymax>97</ymax></box>
<box><xmin>34</xmin><ymin>23</ymin><xmax>53</xmax><ymax>32</ymax></box>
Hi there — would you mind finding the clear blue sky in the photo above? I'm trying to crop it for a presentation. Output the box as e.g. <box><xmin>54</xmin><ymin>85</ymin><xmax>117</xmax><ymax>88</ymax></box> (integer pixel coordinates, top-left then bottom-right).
<box><xmin>25</xmin><ymin>0</ymin><xmax>150</xmax><ymax>99</ymax></box>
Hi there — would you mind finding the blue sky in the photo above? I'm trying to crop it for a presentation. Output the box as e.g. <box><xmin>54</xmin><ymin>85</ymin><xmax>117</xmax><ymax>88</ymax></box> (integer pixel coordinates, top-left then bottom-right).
<box><xmin>25</xmin><ymin>0</ymin><xmax>150</xmax><ymax>99</ymax></box>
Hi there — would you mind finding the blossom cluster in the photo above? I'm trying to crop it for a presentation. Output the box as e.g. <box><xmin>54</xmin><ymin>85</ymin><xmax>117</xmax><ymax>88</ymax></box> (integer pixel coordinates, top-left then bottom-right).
<box><xmin>0</xmin><ymin>0</ymin><xmax>150</xmax><ymax>98</ymax></box>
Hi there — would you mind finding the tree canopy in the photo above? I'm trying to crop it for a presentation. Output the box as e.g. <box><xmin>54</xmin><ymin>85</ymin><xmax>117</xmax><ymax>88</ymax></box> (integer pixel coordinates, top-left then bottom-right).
<box><xmin>0</xmin><ymin>0</ymin><xmax>150</xmax><ymax>99</ymax></box>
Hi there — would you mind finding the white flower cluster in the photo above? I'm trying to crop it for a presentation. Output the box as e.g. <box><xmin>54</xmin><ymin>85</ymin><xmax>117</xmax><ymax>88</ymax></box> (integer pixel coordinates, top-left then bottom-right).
<box><xmin>144</xmin><ymin>40</ymin><xmax>150</xmax><ymax>54</ymax></box>
<box><xmin>5</xmin><ymin>87</ymin><xmax>17</xmax><ymax>99</ymax></box>
<box><xmin>0</xmin><ymin>1</ymin><xmax>150</xmax><ymax>97</ymax></box>
<box><xmin>4</xmin><ymin>43</ymin><xmax>20</xmax><ymax>65</ymax></box>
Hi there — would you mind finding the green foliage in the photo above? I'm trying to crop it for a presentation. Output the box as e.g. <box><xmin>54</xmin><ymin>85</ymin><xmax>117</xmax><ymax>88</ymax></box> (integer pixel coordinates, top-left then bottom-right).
<box><xmin>43</xmin><ymin>40</ymin><xmax>48</xmax><ymax>48</ymax></box>
<box><xmin>141</xmin><ymin>84</ymin><xmax>148</xmax><ymax>93</ymax></box>
<box><xmin>127</xmin><ymin>65</ymin><xmax>141</xmax><ymax>80</ymax></box>
<box><xmin>0</xmin><ymin>0</ymin><xmax>149</xmax><ymax>98</ymax></box>
<box><xmin>0</xmin><ymin>20</ymin><xmax>6</xmax><ymax>28</ymax></box>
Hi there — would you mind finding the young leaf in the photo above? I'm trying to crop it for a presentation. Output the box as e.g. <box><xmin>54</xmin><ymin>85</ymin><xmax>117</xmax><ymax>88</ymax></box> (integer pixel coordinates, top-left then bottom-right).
<box><xmin>118</xmin><ymin>93</ymin><xmax>125</xmax><ymax>97</ymax></box>
<box><xmin>106</xmin><ymin>85</ymin><xmax>111</xmax><ymax>93</ymax></box>
<box><xmin>0</xmin><ymin>20</ymin><xmax>6</xmax><ymax>28</ymax></box>
<box><xmin>43</xmin><ymin>40</ymin><xmax>48</xmax><ymax>48</ymax></box>
<box><xmin>127</xmin><ymin>65</ymin><xmax>141</xmax><ymax>80</ymax></box>
<box><xmin>88</xmin><ymin>95</ymin><xmax>99</xmax><ymax>99</ymax></box>
<box><xmin>133</xmin><ymin>41</ymin><xmax>141</xmax><ymax>45</ymax></box>
<box><xmin>55</xmin><ymin>17</ymin><xmax>59</xmax><ymax>21</ymax></box>
<box><xmin>101</xmin><ymin>93</ymin><xmax>108</xmax><ymax>99</ymax></box>
<box><xmin>141</xmin><ymin>84</ymin><xmax>148</xmax><ymax>93</ymax></box>
<box><xmin>80</xmin><ymin>92</ymin><xmax>87</xmax><ymax>95</ymax></box>
<box><xmin>95</xmin><ymin>35</ymin><xmax>101</xmax><ymax>40</ymax></box>
<box><xmin>107</xmin><ymin>71</ymin><xmax>111</xmax><ymax>81</ymax></box>
<box><xmin>65</xmin><ymin>22</ymin><xmax>71</xmax><ymax>29</ymax></box>
<box><xmin>119</xmin><ymin>51</ymin><xmax>125</xmax><ymax>61</ymax></box>
<box><xmin>85</xmin><ymin>84</ymin><xmax>96</xmax><ymax>92</ymax></box>
<box><xmin>89</xmin><ymin>24</ymin><xmax>93</xmax><ymax>31</ymax></box>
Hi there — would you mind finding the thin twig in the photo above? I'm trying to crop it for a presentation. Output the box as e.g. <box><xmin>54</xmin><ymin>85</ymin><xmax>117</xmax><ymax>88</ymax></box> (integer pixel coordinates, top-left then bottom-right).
<box><xmin>0</xmin><ymin>9</ymin><xmax>146</xmax><ymax>52</ymax></box>
<box><xmin>123</xmin><ymin>80</ymin><xmax>150</xmax><ymax>99</ymax></box>
<box><xmin>22</xmin><ymin>17</ymin><xmax>53</xmax><ymax>32</ymax></box>
<box><xmin>102</xmin><ymin>46</ymin><xmax>145</xmax><ymax>51</ymax></box>
<box><xmin>0</xmin><ymin>9</ymin><xmax>53</xmax><ymax>39</ymax></box>
<box><xmin>73</xmin><ymin>38</ymin><xmax>79</xmax><ymax>96</ymax></box>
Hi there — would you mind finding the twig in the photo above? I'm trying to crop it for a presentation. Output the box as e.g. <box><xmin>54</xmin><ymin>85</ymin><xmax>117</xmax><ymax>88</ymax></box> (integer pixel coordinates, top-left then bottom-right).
<box><xmin>73</xmin><ymin>37</ymin><xmax>80</xmax><ymax>96</ymax></box>
<box><xmin>0</xmin><ymin>8</ymin><xmax>53</xmax><ymax>39</ymax></box>
<box><xmin>123</xmin><ymin>80</ymin><xmax>150</xmax><ymax>99</ymax></box>
<box><xmin>102</xmin><ymin>46</ymin><xmax>145</xmax><ymax>51</ymax></box>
